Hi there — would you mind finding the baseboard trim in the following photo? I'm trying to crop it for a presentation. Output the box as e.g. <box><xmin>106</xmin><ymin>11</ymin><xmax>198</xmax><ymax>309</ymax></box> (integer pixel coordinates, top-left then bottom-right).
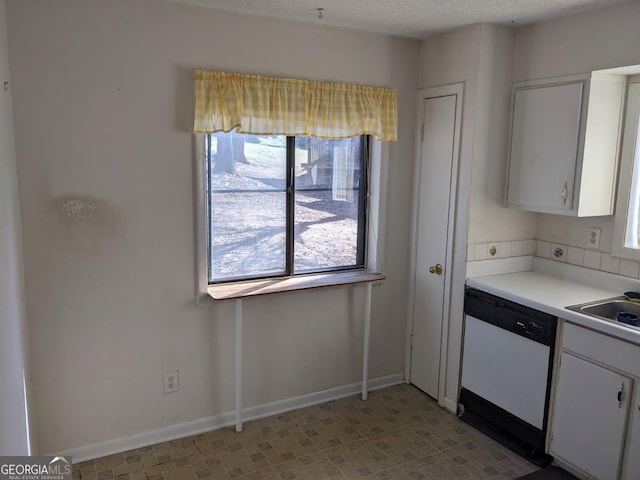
<box><xmin>63</xmin><ymin>373</ymin><xmax>404</xmax><ymax>463</ymax></box>
<box><xmin>443</xmin><ymin>397</ymin><xmax>458</xmax><ymax>414</ymax></box>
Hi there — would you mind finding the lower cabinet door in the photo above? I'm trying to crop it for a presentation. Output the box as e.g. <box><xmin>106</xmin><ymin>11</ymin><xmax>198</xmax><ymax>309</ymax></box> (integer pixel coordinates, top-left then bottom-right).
<box><xmin>621</xmin><ymin>383</ymin><xmax>640</xmax><ymax>480</ymax></box>
<box><xmin>550</xmin><ymin>352</ymin><xmax>629</xmax><ymax>480</ymax></box>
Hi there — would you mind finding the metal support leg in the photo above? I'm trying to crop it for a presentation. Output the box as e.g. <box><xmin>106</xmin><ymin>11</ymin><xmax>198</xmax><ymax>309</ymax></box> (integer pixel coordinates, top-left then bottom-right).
<box><xmin>235</xmin><ymin>299</ymin><xmax>243</xmax><ymax>432</ymax></box>
<box><xmin>362</xmin><ymin>282</ymin><xmax>372</xmax><ymax>400</ymax></box>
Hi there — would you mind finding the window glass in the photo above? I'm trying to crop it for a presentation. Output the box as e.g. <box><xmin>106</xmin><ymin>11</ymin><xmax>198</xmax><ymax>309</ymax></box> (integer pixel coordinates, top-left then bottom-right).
<box><xmin>294</xmin><ymin>137</ymin><xmax>365</xmax><ymax>273</ymax></box>
<box><xmin>623</xmin><ymin>105</ymin><xmax>640</xmax><ymax>249</ymax></box>
<box><xmin>206</xmin><ymin>131</ymin><xmax>367</xmax><ymax>283</ymax></box>
<box><xmin>613</xmin><ymin>82</ymin><xmax>640</xmax><ymax>260</ymax></box>
<box><xmin>207</xmin><ymin>132</ymin><xmax>287</xmax><ymax>282</ymax></box>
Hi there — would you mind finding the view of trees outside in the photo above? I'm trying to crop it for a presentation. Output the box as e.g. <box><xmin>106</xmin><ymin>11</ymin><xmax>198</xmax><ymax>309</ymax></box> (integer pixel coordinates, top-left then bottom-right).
<box><xmin>294</xmin><ymin>136</ymin><xmax>363</xmax><ymax>273</ymax></box>
<box><xmin>207</xmin><ymin>131</ymin><xmax>363</xmax><ymax>282</ymax></box>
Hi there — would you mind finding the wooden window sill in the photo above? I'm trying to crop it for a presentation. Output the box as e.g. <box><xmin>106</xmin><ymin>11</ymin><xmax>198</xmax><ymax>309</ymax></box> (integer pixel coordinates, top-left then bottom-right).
<box><xmin>208</xmin><ymin>270</ymin><xmax>385</xmax><ymax>300</ymax></box>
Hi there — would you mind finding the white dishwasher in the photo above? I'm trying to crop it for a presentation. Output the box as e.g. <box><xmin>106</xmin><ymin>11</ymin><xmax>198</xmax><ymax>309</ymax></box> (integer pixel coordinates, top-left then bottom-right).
<box><xmin>460</xmin><ymin>287</ymin><xmax>557</xmax><ymax>465</ymax></box>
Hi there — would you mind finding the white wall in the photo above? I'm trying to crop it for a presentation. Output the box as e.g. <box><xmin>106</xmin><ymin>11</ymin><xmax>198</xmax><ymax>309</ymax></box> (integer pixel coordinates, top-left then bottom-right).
<box><xmin>0</xmin><ymin>0</ymin><xmax>31</xmax><ymax>455</ymax></box>
<box><xmin>419</xmin><ymin>24</ymin><xmax>536</xmax><ymax>246</ymax></box>
<box><xmin>469</xmin><ymin>25</ymin><xmax>537</xmax><ymax>244</ymax></box>
<box><xmin>514</xmin><ymin>1</ymin><xmax>640</xmax><ymax>254</ymax></box>
<box><xmin>6</xmin><ymin>0</ymin><xmax>419</xmax><ymax>455</ymax></box>
<box><xmin>418</xmin><ymin>23</ymin><xmax>536</xmax><ymax>408</ymax></box>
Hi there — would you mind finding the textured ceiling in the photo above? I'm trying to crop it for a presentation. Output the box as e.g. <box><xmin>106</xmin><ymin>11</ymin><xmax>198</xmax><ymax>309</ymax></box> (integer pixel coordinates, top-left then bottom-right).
<box><xmin>164</xmin><ymin>0</ymin><xmax>629</xmax><ymax>38</ymax></box>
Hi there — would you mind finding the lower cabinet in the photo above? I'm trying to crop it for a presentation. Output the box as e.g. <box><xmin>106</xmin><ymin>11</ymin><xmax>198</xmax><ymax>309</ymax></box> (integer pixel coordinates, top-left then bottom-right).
<box><xmin>550</xmin><ymin>352</ymin><xmax>630</xmax><ymax>480</ymax></box>
<box><xmin>550</xmin><ymin>322</ymin><xmax>640</xmax><ymax>480</ymax></box>
<box><xmin>621</xmin><ymin>383</ymin><xmax>640</xmax><ymax>480</ymax></box>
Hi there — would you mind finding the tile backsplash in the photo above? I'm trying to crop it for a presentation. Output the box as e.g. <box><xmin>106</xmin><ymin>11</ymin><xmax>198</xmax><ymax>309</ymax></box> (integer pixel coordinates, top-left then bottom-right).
<box><xmin>468</xmin><ymin>238</ymin><xmax>640</xmax><ymax>280</ymax></box>
<box><xmin>533</xmin><ymin>240</ymin><xmax>640</xmax><ymax>278</ymax></box>
<box><xmin>467</xmin><ymin>240</ymin><xmax>536</xmax><ymax>262</ymax></box>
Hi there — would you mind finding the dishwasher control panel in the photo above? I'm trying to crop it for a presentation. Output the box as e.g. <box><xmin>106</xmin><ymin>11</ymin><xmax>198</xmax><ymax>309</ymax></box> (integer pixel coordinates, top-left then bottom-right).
<box><xmin>464</xmin><ymin>288</ymin><xmax>557</xmax><ymax>346</ymax></box>
<box><xmin>516</xmin><ymin>319</ymin><xmax>545</xmax><ymax>337</ymax></box>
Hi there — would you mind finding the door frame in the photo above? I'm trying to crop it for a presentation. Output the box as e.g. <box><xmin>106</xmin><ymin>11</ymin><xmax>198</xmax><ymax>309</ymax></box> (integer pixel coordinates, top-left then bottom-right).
<box><xmin>405</xmin><ymin>83</ymin><xmax>464</xmax><ymax>408</ymax></box>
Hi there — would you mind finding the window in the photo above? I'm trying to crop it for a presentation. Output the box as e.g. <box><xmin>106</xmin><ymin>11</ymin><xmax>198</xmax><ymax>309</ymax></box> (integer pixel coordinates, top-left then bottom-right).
<box><xmin>613</xmin><ymin>80</ymin><xmax>640</xmax><ymax>259</ymax></box>
<box><xmin>192</xmin><ymin>69</ymin><xmax>395</xmax><ymax>298</ymax></box>
<box><xmin>205</xmin><ymin>130</ymin><xmax>368</xmax><ymax>284</ymax></box>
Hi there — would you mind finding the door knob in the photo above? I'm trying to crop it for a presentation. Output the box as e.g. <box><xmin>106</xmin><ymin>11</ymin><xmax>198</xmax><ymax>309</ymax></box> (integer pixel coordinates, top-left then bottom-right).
<box><xmin>429</xmin><ymin>264</ymin><xmax>443</xmax><ymax>275</ymax></box>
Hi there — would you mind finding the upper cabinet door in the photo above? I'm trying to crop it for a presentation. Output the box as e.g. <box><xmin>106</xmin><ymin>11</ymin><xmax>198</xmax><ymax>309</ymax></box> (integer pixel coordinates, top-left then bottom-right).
<box><xmin>507</xmin><ymin>81</ymin><xmax>583</xmax><ymax>213</ymax></box>
<box><xmin>506</xmin><ymin>73</ymin><xmax>625</xmax><ymax>217</ymax></box>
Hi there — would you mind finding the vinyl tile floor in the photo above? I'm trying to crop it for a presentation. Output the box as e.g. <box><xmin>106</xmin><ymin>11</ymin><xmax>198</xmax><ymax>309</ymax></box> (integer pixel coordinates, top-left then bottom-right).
<box><xmin>72</xmin><ymin>385</ymin><xmax>539</xmax><ymax>480</ymax></box>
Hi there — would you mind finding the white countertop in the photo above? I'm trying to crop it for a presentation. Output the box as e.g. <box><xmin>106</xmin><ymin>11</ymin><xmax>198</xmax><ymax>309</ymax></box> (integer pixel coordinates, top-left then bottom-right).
<box><xmin>466</xmin><ymin>270</ymin><xmax>640</xmax><ymax>344</ymax></box>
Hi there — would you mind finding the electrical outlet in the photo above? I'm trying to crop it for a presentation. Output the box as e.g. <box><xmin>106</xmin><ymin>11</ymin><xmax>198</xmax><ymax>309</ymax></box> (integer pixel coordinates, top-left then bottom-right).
<box><xmin>163</xmin><ymin>370</ymin><xmax>179</xmax><ymax>394</ymax></box>
<box><xmin>587</xmin><ymin>227</ymin><xmax>601</xmax><ymax>249</ymax></box>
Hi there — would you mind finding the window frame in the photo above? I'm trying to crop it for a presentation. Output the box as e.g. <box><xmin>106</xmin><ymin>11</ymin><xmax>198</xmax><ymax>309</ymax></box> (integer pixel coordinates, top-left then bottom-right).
<box><xmin>612</xmin><ymin>78</ymin><xmax>640</xmax><ymax>260</ymax></box>
<box><xmin>193</xmin><ymin>134</ymin><xmax>386</xmax><ymax>303</ymax></box>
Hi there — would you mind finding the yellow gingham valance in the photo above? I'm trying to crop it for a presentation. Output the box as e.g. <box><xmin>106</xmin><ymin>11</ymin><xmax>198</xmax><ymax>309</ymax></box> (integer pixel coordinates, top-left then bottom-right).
<box><xmin>193</xmin><ymin>70</ymin><xmax>397</xmax><ymax>141</ymax></box>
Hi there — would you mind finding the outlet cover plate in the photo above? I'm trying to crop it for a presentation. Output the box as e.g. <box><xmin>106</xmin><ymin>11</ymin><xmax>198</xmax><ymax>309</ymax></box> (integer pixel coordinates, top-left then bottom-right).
<box><xmin>588</xmin><ymin>227</ymin><xmax>601</xmax><ymax>249</ymax></box>
<box><xmin>163</xmin><ymin>370</ymin><xmax>179</xmax><ymax>394</ymax></box>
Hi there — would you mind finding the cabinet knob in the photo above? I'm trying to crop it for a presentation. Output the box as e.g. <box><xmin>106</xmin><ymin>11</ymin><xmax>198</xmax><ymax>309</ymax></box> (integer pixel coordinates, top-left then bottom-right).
<box><xmin>618</xmin><ymin>382</ymin><xmax>625</xmax><ymax>408</ymax></box>
<box><xmin>561</xmin><ymin>182</ymin><xmax>568</xmax><ymax>206</ymax></box>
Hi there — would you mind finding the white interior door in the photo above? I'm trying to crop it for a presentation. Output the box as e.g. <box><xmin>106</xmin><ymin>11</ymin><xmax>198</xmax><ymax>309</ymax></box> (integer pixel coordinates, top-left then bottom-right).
<box><xmin>409</xmin><ymin>87</ymin><xmax>461</xmax><ymax>400</ymax></box>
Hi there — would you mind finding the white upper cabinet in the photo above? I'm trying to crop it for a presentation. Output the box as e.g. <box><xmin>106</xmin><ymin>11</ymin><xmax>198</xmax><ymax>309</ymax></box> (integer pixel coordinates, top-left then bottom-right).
<box><xmin>506</xmin><ymin>73</ymin><xmax>626</xmax><ymax>216</ymax></box>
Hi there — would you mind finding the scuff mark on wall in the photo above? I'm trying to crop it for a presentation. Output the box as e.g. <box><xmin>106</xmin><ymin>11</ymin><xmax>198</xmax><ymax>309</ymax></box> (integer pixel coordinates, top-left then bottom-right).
<box><xmin>57</xmin><ymin>197</ymin><xmax>114</xmax><ymax>229</ymax></box>
<box><xmin>52</xmin><ymin>195</ymin><xmax>122</xmax><ymax>261</ymax></box>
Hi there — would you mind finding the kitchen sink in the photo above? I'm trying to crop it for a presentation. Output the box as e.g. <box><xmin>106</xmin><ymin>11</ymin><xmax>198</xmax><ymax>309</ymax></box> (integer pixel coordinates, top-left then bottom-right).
<box><xmin>566</xmin><ymin>296</ymin><xmax>640</xmax><ymax>329</ymax></box>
